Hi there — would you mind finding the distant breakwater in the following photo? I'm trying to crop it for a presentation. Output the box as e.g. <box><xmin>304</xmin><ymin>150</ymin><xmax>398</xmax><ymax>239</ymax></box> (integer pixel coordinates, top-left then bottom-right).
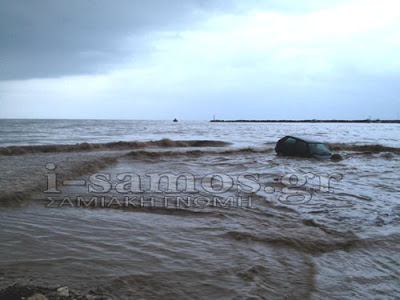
<box><xmin>210</xmin><ymin>119</ymin><xmax>400</xmax><ymax>123</ymax></box>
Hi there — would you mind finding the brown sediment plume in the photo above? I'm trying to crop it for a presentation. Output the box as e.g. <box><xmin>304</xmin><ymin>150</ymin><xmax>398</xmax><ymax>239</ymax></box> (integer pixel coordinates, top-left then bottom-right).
<box><xmin>225</xmin><ymin>230</ymin><xmax>360</xmax><ymax>254</ymax></box>
<box><xmin>0</xmin><ymin>139</ymin><xmax>231</xmax><ymax>156</ymax></box>
<box><xmin>0</xmin><ymin>156</ymin><xmax>118</xmax><ymax>204</ymax></box>
<box><xmin>127</xmin><ymin>150</ymin><xmax>204</xmax><ymax>159</ymax></box>
<box><xmin>326</xmin><ymin>143</ymin><xmax>400</xmax><ymax>154</ymax></box>
<box><xmin>220</xmin><ymin>148</ymin><xmax>273</xmax><ymax>155</ymax></box>
<box><xmin>126</xmin><ymin>147</ymin><xmax>273</xmax><ymax>159</ymax></box>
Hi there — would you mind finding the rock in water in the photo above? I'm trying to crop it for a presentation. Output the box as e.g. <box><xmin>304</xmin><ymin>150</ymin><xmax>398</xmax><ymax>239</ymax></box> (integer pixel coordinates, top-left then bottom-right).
<box><xmin>381</xmin><ymin>152</ymin><xmax>393</xmax><ymax>159</ymax></box>
<box><xmin>27</xmin><ymin>294</ymin><xmax>48</xmax><ymax>300</ymax></box>
<box><xmin>331</xmin><ymin>153</ymin><xmax>343</xmax><ymax>161</ymax></box>
<box><xmin>57</xmin><ymin>286</ymin><xmax>69</xmax><ymax>297</ymax></box>
<box><xmin>375</xmin><ymin>216</ymin><xmax>385</xmax><ymax>226</ymax></box>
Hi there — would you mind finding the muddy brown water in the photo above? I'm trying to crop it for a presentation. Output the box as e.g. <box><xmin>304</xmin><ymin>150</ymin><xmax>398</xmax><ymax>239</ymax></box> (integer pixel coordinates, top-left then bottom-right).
<box><xmin>1</xmin><ymin>139</ymin><xmax>399</xmax><ymax>299</ymax></box>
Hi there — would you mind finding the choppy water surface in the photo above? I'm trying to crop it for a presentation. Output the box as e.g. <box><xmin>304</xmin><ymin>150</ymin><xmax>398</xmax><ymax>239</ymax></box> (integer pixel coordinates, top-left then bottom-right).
<box><xmin>1</xmin><ymin>119</ymin><xmax>399</xmax><ymax>147</ymax></box>
<box><xmin>0</xmin><ymin>119</ymin><xmax>399</xmax><ymax>300</ymax></box>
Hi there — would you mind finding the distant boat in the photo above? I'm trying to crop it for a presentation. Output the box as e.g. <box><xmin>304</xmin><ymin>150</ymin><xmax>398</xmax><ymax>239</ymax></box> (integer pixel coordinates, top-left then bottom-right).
<box><xmin>173</xmin><ymin>118</ymin><xmax>178</xmax><ymax>122</ymax></box>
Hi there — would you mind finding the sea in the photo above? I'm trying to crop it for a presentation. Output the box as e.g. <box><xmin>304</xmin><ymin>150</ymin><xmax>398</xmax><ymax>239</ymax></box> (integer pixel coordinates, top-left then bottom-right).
<box><xmin>0</xmin><ymin>119</ymin><xmax>399</xmax><ymax>300</ymax></box>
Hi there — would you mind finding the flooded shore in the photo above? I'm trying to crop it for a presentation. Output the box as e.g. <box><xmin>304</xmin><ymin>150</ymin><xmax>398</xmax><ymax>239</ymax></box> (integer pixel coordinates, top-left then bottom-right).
<box><xmin>0</xmin><ymin>121</ymin><xmax>399</xmax><ymax>299</ymax></box>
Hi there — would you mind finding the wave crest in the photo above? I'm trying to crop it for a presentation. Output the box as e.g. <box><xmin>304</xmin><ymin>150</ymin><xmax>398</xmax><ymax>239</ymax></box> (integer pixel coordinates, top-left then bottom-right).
<box><xmin>327</xmin><ymin>143</ymin><xmax>400</xmax><ymax>154</ymax></box>
<box><xmin>0</xmin><ymin>139</ymin><xmax>231</xmax><ymax>156</ymax></box>
<box><xmin>127</xmin><ymin>147</ymin><xmax>273</xmax><ymax>159</ymax></box>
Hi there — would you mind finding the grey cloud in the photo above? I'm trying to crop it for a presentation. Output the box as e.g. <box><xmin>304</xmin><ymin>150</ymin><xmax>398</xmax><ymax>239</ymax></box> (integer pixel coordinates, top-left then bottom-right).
<box><xmin>0</xmin><ymin>0</ymin><xmax>349</xmax><ymax>81</ymax></box>
<box><xmin>0</xmin><ymin>0</ymin><xmax>240</xmax><ymax>80</ymax></box>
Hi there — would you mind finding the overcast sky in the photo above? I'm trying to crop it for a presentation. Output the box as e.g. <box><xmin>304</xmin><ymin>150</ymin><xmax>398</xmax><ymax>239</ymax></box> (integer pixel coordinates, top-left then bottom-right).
<box><xmin>0</xmin><ymin>0</ymin><xmax>399</xmax><ymax>120</ymax></box>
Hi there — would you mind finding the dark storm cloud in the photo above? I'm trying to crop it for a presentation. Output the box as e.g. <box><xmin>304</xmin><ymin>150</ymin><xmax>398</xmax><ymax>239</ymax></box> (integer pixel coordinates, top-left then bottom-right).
<box><xmin>0</xmin><ymin>0</ymin><xmax>352</xmax><ymax>81</ymax></box>
<box><xmin>0</xmin><ymin>0</ymin><xmax>239</xmax><ymax>80</ymax></box>
<box><xmin>0</xmin><ymin>0</ymin><xmax>350</xmax><ymax>81</ymax></box>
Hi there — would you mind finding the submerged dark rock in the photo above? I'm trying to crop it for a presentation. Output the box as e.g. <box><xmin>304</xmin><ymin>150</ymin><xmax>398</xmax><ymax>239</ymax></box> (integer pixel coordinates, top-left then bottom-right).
<box><xmin>330</xmin><ymin>153</ymin><xmax>343</xmax><ymax>161</ymax></box>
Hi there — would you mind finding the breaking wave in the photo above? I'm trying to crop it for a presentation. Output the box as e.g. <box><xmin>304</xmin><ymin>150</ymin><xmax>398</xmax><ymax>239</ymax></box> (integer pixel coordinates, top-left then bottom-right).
<box><xmin>0</xmin><ymin>139</ymin><xmax>231</xmax><ymax>156</ymax></box>
<box><xmin>2</xmin><ymin>139</ymin><xmax>398</xmax><ymax>158</ymax></box>
<box><xmin>327</xmin><ymin>143</ymin><xmax>400</xmax><ymax>154</ymax></box>
<box><xmin>127</xmin><ymin>147</ymin><xmax>274</xmax><ymax>159</ymax></box>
